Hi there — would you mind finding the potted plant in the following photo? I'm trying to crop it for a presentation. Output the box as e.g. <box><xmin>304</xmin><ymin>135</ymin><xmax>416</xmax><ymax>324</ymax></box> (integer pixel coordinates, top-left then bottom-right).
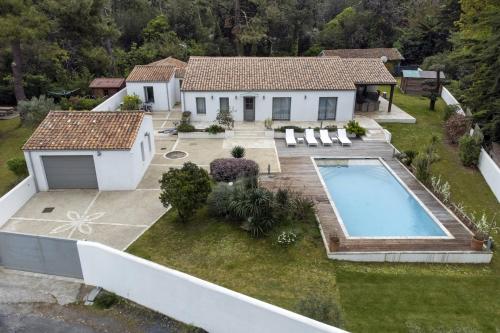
<box><xmin>345</xmin><ymin>120</ymin><xmax>366</xmax><ymax>138</ymax></box>
<box><xmin>470</xmin><ymin>213</ymin><xmax>496</xmax><ymax>251</ymax></box>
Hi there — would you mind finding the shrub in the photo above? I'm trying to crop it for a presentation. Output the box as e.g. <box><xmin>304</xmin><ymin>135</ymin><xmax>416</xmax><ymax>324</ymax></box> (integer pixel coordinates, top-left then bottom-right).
<box><xmin>122</xmin><ymin>94</ymin><xmax>141</xmax><ymax>110</ymax></box>
<box><xmin>93</xmin><ymin>291</ymin><xmax>119</xmax><ymax>309</ymax></box>
<box><xmin>459</xmin><ymin>134</ymin><xmax>482</xmax><ymax>167</ymax></box>
<box><xmin>414</xmin><ymin>153</ymin><xmax>432</xmax><ymax>185</ymax></box>
<box><xmin>6</xmin><ymin>158</ymin><xmax>28</xmax><ymax>178</ymax></box>
<box><xmin>296</xmin><ymin>293</ymin><xmax>343</xmax><ymax>326</ymax></box>
<box><xmin>275</xmin><ymin>125</ymin><xmax>305</xmax><ymax>133</ymax></box>
<box><xmin>177</xmin><ymin>123</ymin><xmax>196</xmax><ymax>132</ymax></box>
<box><xmin>18</xmin><ymin>95</ymin><xmax>55</xmax><ymax>125</ymax></box>
<box><xmin>207</xmin><ymin>183</ymin><xmax>234</xmax><ymax>218</ymax></box>
<box><xmin>290</xmin><ymin>193</ymin><xmax>316</xmax><ymax>220</ymax></box>
<box><xmin>231</xmin><ymin>145</ymin><xmax>245</xmax><ymax>158</ymax></box>
<box><xmin>431</xmin><ymin>175</ymin><xmax>451</xmax><ymax>204</ymax></box>
<box><xmin>443</xmin><ymin>104</ymin><xmax>460</xmax><ymax>121</ymax></box>
<box><xmin>444</xmin><ymin>114</ymin><xmax>469</xmax><ymax>144</ymax></box>
<box><xmin>398</xmin><ymin>150</ymin><xmax>417</xmax><ymax>166</ymax></box>
<box><xmin>205</xmin><ymin>124</ymin><xmax>225</xmax><ymax>134</ymax></box>
<box><xmin>75</xmin><ymin>97</ymin><xmax>103</xmax><ymax>110</ymax></box>
<box><xmin>216</xmin><ymin>108</ymin><xmax>234</xmax><ymax>129</ymax></box>
<box><xmin>323</xmin><ymin>124</ymin><xmax>338</xmax><ymax>131</ymax></box>
<box><xmin>345</xmin><ymin>120</ymin><xmax>366</xmax><ymax>137</ymax></box>
<box><xmin>229</xmin><ymin>186</ymin><xmax>276</xmax><ymax>237</ymax></box>
<box><xmin>159</xmin><ymin>162</ymin><xmax>211</xmax><ymax>222</ymax></box>
<box><xmin>277</xmin><ymin>231</ymin><xmax>297</xmax><ymax>246</ymax></box>
<box><xmin>210</xmin><ymin>158</ymin><xmax>259</xmax><ymax>182</ymax></box>
<box><xmin>181</xmin><ymin>111</ymin><xmax>191</xmax><ymax>124</ymax></box>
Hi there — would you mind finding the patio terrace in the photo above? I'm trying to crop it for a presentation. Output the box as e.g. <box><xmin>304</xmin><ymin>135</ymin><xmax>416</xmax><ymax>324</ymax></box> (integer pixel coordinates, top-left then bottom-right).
<box><xmin>260</xmin><ymin>140</ymin><xmax>491</xmax><ymax>263</ymax></box>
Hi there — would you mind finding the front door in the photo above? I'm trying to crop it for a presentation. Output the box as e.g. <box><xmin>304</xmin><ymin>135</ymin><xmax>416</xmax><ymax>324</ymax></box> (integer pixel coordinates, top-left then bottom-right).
<box><xmin>243</xmin><ymin>97</ymin><xmax>255</xmax><ymax>121</ymax></box>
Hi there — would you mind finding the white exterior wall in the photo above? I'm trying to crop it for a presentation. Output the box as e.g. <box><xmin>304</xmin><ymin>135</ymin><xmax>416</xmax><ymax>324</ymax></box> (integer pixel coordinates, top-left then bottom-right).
<box><xmin>441</xmin><ymin>87</ymin><xmax>465</xmax><ymax>115</ymax></box>
<box><xmin>167</xmin><ymin>77</ymin><xmax>176</xmax><ymax>109</ymax></box>
<box><xmin>182</xmin><ymin>90</ymin><xmax>356</xmax><ymax>122</ymax></box>
<box><xmin>24</xmin><ymin>115</ymin><xmax>154</xmax><ymax>191</ymax></box>
<box><xmin>78</xmin><ymin>241</ymin><xmax>346</xmax><ymax>333</ymax></box>
<box><xmin>0</xmin><ymin>176</ymin><xmax>36</xmax><ymax>227</ymax></box>
<box><xmin>126</xmin><ymin>81</ymin><xmax>172</xmax><ymax>111</ymax></box>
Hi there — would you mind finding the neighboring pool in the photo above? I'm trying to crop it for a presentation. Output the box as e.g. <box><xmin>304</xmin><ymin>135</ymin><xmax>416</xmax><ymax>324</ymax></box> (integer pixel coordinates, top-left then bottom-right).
<box><xmin>316</xmin><ymin>158</ymin><xmax>450</xmax><ymax>238</ymax></box>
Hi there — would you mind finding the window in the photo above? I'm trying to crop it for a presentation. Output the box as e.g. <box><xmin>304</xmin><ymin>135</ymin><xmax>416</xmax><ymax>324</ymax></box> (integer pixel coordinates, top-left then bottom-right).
<box><xmin>219</xmin><ymin>97</ymin><xmax>229</xmax><ymax>112</ymax></box>
<box><xmin>179</xmin><ymin>80</ymin><xmax>183</xmax><ymax>88</ymax></box>
<box><xmin>272</xmin><ymin>97</ymin><xmax>291</xmax><ymax>120</ymax></box>
<box><xmin>144</xmin><ymin>86</ymin><xmax>155</xmax><ymax>103</ymax></box>
<box><xmin>140</xmin><ymin>141</ymin><xmax>145</xmax><ymax>161</ymax></box>
<box><xmin>318</xmin><ymin>97</ymin><xmax>337</xmax><ymax>120</ymax></box>
<box><xmin>196</xmin><ymin>97</ymin><xmax>206</xmax><ymax>114</ymax></box>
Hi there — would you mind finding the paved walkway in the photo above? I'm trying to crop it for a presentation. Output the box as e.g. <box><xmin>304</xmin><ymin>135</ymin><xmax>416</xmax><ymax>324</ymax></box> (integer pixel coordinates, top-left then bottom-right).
<box><xmin>1</xmin><ymin>189</ymin><xmax>167</xmax><ymax>250</ymax></box>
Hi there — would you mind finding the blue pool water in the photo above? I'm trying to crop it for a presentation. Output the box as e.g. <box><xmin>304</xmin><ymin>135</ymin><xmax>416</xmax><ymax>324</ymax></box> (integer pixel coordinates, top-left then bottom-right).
<box><xmin>317</xmin><ymin>159</ymin><xmax>447</xmax><ymax>237</ymax></box>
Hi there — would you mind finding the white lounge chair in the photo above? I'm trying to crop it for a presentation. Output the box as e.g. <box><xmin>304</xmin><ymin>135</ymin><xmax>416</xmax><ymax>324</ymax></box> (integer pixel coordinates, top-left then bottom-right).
<box><xmin>285</xmin><ymin>128</ymin><xmax>297</xmax><ymax>147</ymax></box>
<box><xmin>319</xmin><ymin>129</ymin><xmax>333</xmax><ymax>146</ymax></box>
<box><xmin>337</xmin><ymin>128</ymin><xmax>352</xmax><ymax>146</ymax></box>
<box><xmin>305</xmin><ymin>128</ymin><xmax>318</xmax><ymax>146</ymax></box>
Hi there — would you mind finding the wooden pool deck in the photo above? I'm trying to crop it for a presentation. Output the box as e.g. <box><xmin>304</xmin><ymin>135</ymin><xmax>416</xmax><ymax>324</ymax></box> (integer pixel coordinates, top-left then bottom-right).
<box><xmin>261</xmin><ymin>139</ymin><xmax>483</xmax><ymax>260</ymax></box>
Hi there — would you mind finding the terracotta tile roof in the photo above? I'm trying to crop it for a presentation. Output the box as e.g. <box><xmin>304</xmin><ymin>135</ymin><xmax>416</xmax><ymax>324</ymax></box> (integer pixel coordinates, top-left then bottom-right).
<box><xmin>182</xmin><ymin>57</ymin><xmax>356</xmax><ymax>91</ymax></box>
<box><xmin>23</xmin><ymin>111</ymin><xmax>145</xmax><ymax>151</ymax></box>
<box><xmin>321</xmin><ymin>48</ymin><xmax>404</xmax><ymax>61</ymax></box>
<box><xmin>148</xmin><ymin>57</ymin><xmax>187</xmax><ymax>78</ymax></box>
<box><xmin>89</xmin><ymin>78</ymin><xmax>125</xmax><ymax>88</ymax></box>
<box><xmin>126</xmin><ymin>65</ymin><xmax>175</xmax><ymax>82</ymax></box>
<box><xmin>149</xmin><ymin>56</ymin><xmax>187</xmax><ymax>68</ymax></box>
<box><xmin>343</xmin><ymin>58</ymin><xmax>397</xmax><ymax>85</ymax></box>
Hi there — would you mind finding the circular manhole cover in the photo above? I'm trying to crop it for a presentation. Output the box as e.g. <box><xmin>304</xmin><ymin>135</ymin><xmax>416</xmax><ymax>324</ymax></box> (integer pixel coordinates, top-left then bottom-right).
<box><xmin>165</xmin><ymin>150</ymin><xmax>188</xmax><ymax>159</ymax></box>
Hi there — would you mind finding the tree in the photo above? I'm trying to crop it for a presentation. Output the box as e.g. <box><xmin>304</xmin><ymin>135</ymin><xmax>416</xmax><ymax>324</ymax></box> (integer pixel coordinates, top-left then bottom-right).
<box><xmin>159</xmin><ymin>162</ymin><xmax>211</xmax><ymax>222</ymax></box>
<box><xmin>446</xmin><ymin>0</ymin><xmax>500</xmax><ymax>143</ymax></box>
<box><xmin>422</xmin><ymin>70</ymin><xmax>446</xmax><ymax>111</ymax></box>
<box><xmin>17</xmin><ymin>95</ymin><xmax>55</xmax><ymax>126</ymax></box>
<box><xmin>0</xmin><ymin>0</ymin><xmax>50</xmax><ymax>108</ymax></box>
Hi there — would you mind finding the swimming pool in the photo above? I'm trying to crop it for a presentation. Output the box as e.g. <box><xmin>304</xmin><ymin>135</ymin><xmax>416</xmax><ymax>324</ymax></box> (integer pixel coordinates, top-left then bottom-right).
<box><xmin>315</xmin><ymin>158</ymin><xmax>451</xmax><ymax>238</ymax></box>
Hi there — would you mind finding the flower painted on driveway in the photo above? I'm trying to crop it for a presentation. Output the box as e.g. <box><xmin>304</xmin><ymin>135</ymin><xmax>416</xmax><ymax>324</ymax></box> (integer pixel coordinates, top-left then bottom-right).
<box><xmin>49</xmin><ymin>211</ymin><xmax>105</xmax><ymax>236</ymax></box>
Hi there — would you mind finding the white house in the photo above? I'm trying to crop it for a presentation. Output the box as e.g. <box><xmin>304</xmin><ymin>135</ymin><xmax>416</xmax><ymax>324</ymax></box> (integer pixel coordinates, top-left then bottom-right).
<box><xmin>23</xmin><ymin>111</ymin><xmax>154</xmax><ymax>191</ymax></box>
<box><xmin>125</xmin><ymin>57</ymin><xmax>186</xmax><ymax>111</ymax></box>
<box><xmin>180</xmin><ymin>57</ymin><xmax>397</xmax><ymax>122</ymax></box>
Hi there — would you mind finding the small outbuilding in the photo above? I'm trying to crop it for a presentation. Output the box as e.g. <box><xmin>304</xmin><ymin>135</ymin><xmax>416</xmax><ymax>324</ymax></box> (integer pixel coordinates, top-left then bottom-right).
<box><xmin>23</xmin><ymin>111</ymin><xmax>154</xmax><ymax>191</ymax></box>
<box><xmin>400</xmin><ymin>70</ymin><xmax>446</xmax><ymax>95</ymax></box>
<box><xmin>89</xmin><ymin>78</ymin><xmax>126</xmax><ymax>98</ymax></box>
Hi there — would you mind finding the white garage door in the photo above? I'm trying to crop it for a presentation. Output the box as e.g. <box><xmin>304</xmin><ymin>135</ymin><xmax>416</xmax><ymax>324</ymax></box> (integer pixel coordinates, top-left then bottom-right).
<box><xmin>42</xmin><ymin>155</ymin><xmax>98</xmax><ymax>189</ymax></box>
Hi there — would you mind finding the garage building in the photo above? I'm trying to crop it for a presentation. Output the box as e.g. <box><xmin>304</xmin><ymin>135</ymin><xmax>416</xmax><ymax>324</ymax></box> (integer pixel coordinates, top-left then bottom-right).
<box><xmin>23</xmin><ymin>111</ymin><xmax>154</xmax><ymax>191</ymax></box>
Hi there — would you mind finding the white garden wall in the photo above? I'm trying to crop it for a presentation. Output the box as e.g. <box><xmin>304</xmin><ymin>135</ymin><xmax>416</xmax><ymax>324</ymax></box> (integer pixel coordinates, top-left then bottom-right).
<box><xmin>92</xmin><ymin>88</ymin><xmax>127</xmax><ymax>111</ymax></box>
<box><xmin>440</xmin><ymin>87</ymin><xmax>464</xmax><ymax>114</ymax></box>
<box><xmin>478</xmin><ymin>148</ymin><xmax>500</xmax><ymax>202</ymax></box>
<box><xmin>77</xmin><ymin>241</ymin><xmax>346</xmax><ymax>333</ymax></box>
<box><xmin>182</xmin><ymin>90</ymin><xmax>356</xmax><ymax>122</ymax></box>
<box><xmin>0</xmin><ymin>176</ymin><xmax>36</xmax><ymax>227</ymax></box>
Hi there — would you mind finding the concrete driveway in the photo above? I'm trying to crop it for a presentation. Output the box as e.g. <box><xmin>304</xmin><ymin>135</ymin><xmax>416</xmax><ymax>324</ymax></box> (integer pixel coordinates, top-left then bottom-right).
<box><xmin>0</xmin><ymin>189</ymin><xmax>167</xmax><ymax>250</ymax></box>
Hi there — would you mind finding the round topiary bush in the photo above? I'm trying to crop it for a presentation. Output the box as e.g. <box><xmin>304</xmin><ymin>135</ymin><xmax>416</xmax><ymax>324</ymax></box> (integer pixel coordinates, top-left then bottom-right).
<box><xmin>231</xmin><ymin>145</ymin><xmax>245</xmax><ymax>158</ymax></box>
<box><xmin>210</xmin><ymin>158</ymin><xmax>259</xmax><ymax>182</ymax></box>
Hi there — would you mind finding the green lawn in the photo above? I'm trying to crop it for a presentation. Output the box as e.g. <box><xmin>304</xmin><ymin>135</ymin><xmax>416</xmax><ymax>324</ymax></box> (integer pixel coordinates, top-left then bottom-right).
<box><xmin>0</xmin><ymin>118</ymin><xmax>33</xmax><ymax>195</ymax></box>
<box><xmin>381</xmin><ymin>86</ymin><xmax>499</xmax><ymax>218</ymax></box>
<box><xmin>130</xmin><ymin>87</ymin><xmax>499</xmax><ymax>332</ymax></box>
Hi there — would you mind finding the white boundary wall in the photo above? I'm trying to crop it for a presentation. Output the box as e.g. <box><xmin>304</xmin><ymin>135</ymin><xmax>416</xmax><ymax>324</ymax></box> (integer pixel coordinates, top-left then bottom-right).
<box><xmin>77</xmin><ymin>241</ymin><xmax>346</xmax><ymax>333</ymax></box>
<box><xmin>440</xmin><ymin>87</ymin><xmax>465</xmax><ymax>114</ymax></box>
<box><xmin>478</xmin><ymin>148</ymin><xmax>500</xmax><ymax>202</ymax></box>
<box><xmin>92</xmin><ymin>88</ymin><xmax>127</xmax><ymax>111</ymax></box>
<box><xmin>0</xmin><ymin>176</ymin><xmax>36</xmax><ymax>227</ymax></box>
